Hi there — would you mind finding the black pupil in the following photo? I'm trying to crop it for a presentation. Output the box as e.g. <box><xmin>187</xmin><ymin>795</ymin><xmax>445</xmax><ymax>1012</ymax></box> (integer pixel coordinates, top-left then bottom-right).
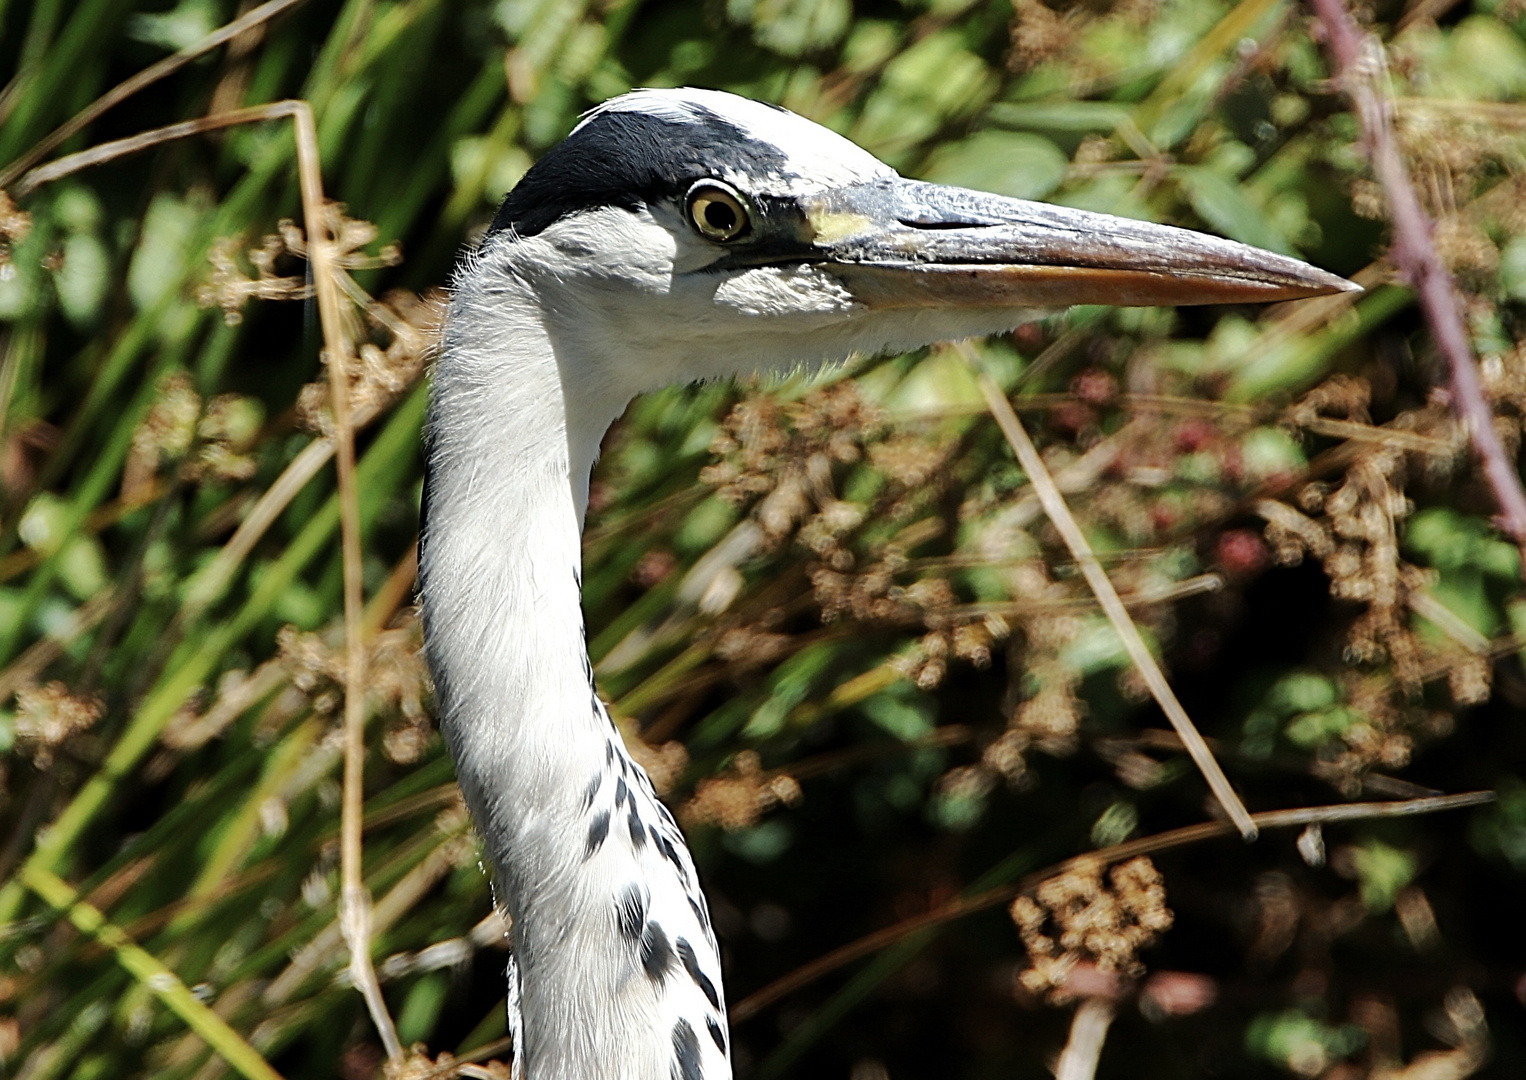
<box><xmin>703</xmin><ymin>199</ymin><xmax>737</xmax><ymax>232</ymax></box>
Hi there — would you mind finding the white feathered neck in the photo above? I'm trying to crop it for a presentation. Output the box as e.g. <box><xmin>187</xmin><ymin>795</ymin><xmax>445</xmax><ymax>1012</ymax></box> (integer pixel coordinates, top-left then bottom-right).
<box><xmin>419</xmin><ymin>228</ymin><xmax>731</xmax><ymax>1080</ymax></box>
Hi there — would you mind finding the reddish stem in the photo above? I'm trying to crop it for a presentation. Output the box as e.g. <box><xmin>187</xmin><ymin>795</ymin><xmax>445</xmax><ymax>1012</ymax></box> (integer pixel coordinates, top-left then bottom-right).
<box><xmin>1308</xmin><ymin>0</ymin><xmax>1526</xmax><ymax>569</ymax></box>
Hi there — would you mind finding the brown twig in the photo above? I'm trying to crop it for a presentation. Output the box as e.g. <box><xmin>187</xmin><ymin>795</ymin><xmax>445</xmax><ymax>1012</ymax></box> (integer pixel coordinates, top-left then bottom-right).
<box><xmin>263</xmin><ymin>824</ymin><xmax>471</xmax><ymax>1008</ymax></box>
<box><xmin>1307</xmin><ymin>0</ymin><xmax>1526</xmax><ymax>568</ymax></box>
<box><xmin>960</xmin><ymin>343</ymin><xmax>1259</xmax><ymax>841</ymax></box>
<box><xmin>0</xmin><ymin>0</ymin><xmax>308</xmax><ymax>191</ymax></box>
<box><xmin>0</xmin><ymin>591</ymin><xmax>117</xmax><ymax>703</ymax></box>
<box><xmin>730</xmin><ymin>790</ymin><xmax>1492</xmax><ymax>1022</ymax></box>
<box><xmin>1120</xmin><ymin>728</ymin><xmax>1442</xmax><ymax>800</ymax></box>
<box><xmin>289</xmin><ymin>109</ymin><xmax>403</xmax><ymax>1062</ymax></box>
<box><xmin>413</xmin><ymin>1036</ymin><xmax>518</xmax><ymax>1080</ymax></box>
<box><xmin>951</xmin><ymin>573</ymin><xmax>1225</xmax><ymax>619</ymax></box>
<box><xmin>13</xmin><ymin>102</ymin><xmax>307</xmax><ymax>196</ymax></box>
<box><xmin>362</xmin><ymin>542</ymin><xmax>420</xmax><ymax>640</ymax></box>
<box><xmin>11</xmin><ymin>97</ymin><xmax>406</xmax><ymax>1060</ymax></box>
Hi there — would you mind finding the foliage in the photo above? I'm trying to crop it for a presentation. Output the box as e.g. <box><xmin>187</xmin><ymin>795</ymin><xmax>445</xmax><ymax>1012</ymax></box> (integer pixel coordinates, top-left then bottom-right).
<box><xmin>0</xmin><ymin>0</ymin><xmax>1524</xmax><ymax>1077</ymax></box>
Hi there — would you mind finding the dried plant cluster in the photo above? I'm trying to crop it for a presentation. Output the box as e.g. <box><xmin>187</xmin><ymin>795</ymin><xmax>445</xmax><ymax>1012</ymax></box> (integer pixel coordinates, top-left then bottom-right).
<box><xmin>681</xmin><ymin>749</ymin><xmax>804</xmax><ymax>831</ymax></box>
<box><xmin>270</xmin><ymin>620</ymin><xmax>431</xmax><ymax>765</ymax></box>
<box><xmin>202</xmin><ymin>209</ymin><xmax>441</xmax><ymax>439</ymax></box>
<box><xmin>121</xmin><ymin>372</ymin><xmax>266</xmax><ymax>502</ymax></box>
<box><xmin>0</xmin><ymin>0</ymin><xmax>1522</xmax><ymax>1078</ymax></box>
<box><xmin>703</xmin><ymin>381</ymin><xmax>1006</xmax><ymax>681</ymax></box>
<box><xmin>0</xmin><ymin>191</ymin><xmax>32</xmax><ymax>269</ymax></box>
<box><xmin>1253</xmin><ymin>379</ymin><xmax>1478</xmax><ymax>786</ymax></box>
<box><xmin>10</xmin><ymin>682</ymin><xmax>102</xmax><ymax>772</ymax></box>
<box><xmin>1009</xmin><ymin>856</ymin><xmax>1174</xmax><ymax>1002</ymax></box>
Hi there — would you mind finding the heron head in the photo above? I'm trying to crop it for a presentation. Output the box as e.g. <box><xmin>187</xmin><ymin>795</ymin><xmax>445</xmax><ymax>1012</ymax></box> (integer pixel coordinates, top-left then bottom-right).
<box><xmin>470</xmin><ymin>87</ymin><xmax>1357</xmax><ymax>393</ymax></box>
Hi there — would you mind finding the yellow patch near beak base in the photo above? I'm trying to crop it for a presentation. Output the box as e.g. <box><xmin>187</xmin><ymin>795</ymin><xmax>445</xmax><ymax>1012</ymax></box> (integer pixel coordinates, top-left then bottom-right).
<box><xmin>805</xmin><ymin>207</ymin><xmax>875</xmax><ymax>244</ymax></box>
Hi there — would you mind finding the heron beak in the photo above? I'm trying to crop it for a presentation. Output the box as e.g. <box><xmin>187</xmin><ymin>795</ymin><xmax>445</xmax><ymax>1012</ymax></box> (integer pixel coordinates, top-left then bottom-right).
<box><xmin>801</xmin><ymin>178</ymin><xmax>1360</xmax><ymax>308</ymax></box>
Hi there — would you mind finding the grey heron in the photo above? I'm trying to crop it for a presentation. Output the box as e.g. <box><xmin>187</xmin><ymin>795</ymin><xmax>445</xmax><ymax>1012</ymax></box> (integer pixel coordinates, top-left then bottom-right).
<box><xmin>417</xmin><ymin>87</ymin><xmax>1356</xmax><ymax>1080</ymax></box>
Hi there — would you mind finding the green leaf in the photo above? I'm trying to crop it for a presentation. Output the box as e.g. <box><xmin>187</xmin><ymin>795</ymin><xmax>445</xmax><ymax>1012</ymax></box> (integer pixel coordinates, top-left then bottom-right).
<box><xmin>1425</xmin><ymin>15</ymin><xmax>1526</xmax><ymax>101</ymax></box>
<box><xmin>125</xmin><ymin>0</ymin><xmax>218</xmax><ymax>52</ymax></box>
<box><xmin>1406</xmin><ymin>507</ymin><xmax>1521</xmax><ymax>581</ymax></box>
<box><xmin>1266</xmin><ymin>671</ymin><xmax>1340</xmax><ymax>717</ymax></box>
<box><xmin>723</xmin><ymin>819</ymin><xmax>794</xmax><ymax>862</ymax></box>
<box><xmin>1062</xmin><ymin>618</ymin><xmax>1135</xmax><ymax>675</ymax></box>
<box><xmin>1350</xmin><ymin>839</ymin><xmax>1417</xmax><ymax>913</ymax></box>
<box><xmin>397</xmin><ymin>973</ymin><xmax>450</xmax><ymax>1047</ymax></box>
<box><xmin>1177</xmin><ymin>165</ymin><xmax>1293</xmax><ymax>254</ymax></box>
<box><xmin>1091</xmin><ymin>801</ymin><xmax>1139</xmax><ymax>846</ymax></box>
<box><xmin>1469</xmin><ymin>777</ymin><xmax>1526</xmax><ymax>871</ymax></box>
<box><xmin>451</xmin><ymin>137</ymin><xmax>533</xmax><ymax>205</ymax></box>
<box><xmin>58</xmin><ymin>536</ymin><xmax>109</xmax><ymax>602</ymax></box>
<box><xmin>1284</xmin><ymin>706</ymin><xmax>1362</xmax><ymax>750</ymax></box>
<box><xmin>985</xmin><ymin>100</ymin><xmax>1130</xmax><ymax>133</ymax></box>
<box><xmin>1501</xmin><ymin>234</ymin><xmax>1526</xmax><ymax>300</ymax></box>
<box><xmin>920</xmin><ymin>131</ymin><xmax>1068</xmax><ymax>200</ymax></box>
<box><xmin>126</xmin><ymin>192</ymin><xmax>202</xmax><ymax>336</ymax></box>
<box><xmin>748</xmin><ymin>0</ymin><xmax>851</xmax><ymax>56</ymax></box>
<box><xmin>1248</xmin><ymin>1010</ymin><xmax>1367</xmax><ymax>1076</ymax></box>
<box><xmin>861</xmin><ymin>688</ymin><xmax>935</xmax><ymax>741</ymax></box>
<box><xmin>55</xmin><ymin>232</ymin><xmax>110</xmax><ymax>327</ymax></box>
<box><xmin>1239</xmin><ymin>426</ymin><xmax>1307</xmax><ymax>482</ymax></box>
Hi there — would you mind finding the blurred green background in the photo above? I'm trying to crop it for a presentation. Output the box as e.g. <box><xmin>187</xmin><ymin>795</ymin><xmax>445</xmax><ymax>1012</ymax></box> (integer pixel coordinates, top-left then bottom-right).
<box><xmin>1</xmin><ymin>0</ymin><xmax>1525</xmax><ymax>1076</ymax></box>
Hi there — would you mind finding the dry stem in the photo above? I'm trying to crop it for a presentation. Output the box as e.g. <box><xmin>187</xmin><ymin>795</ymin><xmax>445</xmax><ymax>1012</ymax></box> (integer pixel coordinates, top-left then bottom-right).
<box><xmin>289</xmin><ymin>107</ymin><xmax>403</xmax><ymax>1064</ymax></box>
<box><xmin>409</xmin><ymin>1037</ymin><xmax>518</xmax><ymax>1080</ymax></box>
<box><xmin>0</xmin><ymin>0</ymin><xmax>308</xmax><ymax>191</ymax></box>
<box><xmin>1308</xmin><ymin>0</ymin><xmax>1526</xmax><ymax>567</ymax></box>
<box><xmin>8</xmin><ymin>98</ymin><xmax>403</xmax><ymax>1060</ymax></box>
<box><xmin>959</xmin><ymin>343</ymin><xmax>1258</xmax><ymax>840</ymax></box>
<box><xmin>730</xmin><ymin>790</ymin><xmax>1491</xmax><ymax>1022</ymax></box>
<box><xmin>14</xmin><ymin>102</ymin><xmax>306</xmax><ymax>196</ymax></box>
<box><xmin>181</xmin><ymin>439</ymin><xmax>337</xmax><ymax>616</ymax></box>
<box><xmin>0</xmin><ymin>591</ymin><xmax>116</xmax><ymax>703</ymax></box>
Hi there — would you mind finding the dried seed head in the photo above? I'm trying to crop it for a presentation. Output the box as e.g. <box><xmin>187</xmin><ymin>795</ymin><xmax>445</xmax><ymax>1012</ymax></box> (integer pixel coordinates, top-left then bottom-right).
<box><xmin>295</xmin><ymin>288</ymin><xmax>442</xmax><ymax>435</ymax></box>
<box><xmin>197</xmin><ymin>233</ymin><xmax>308</xmax><ymax>325</ymax></box>
<box><xmin>122</xmin><ymin>373</ymin><xmax>202</xmax><ymax>504</ymax></box>
<box><xmin>1009</xmin><ymin>0</ymin><xmax>1075</xmax><ymax>71</ymax></box>
<box><xmin>982</xmin><ymin>728</ymin><xmax>1030</xmax><ymax>786</ymax></box>
<box><xmin>935</xmin><ymin>763</ymin><xmax>997</xmax><ymax>803</ymax></box>
<box><xmin>628</xmin><ymin>738</ymin><xmax>689</xmax><ymax>797</ymax></box>
<box><xmin>14</xmin><ymin>682</ymin><xmax>103</xmax><ymax>769</ymax></box>
<box><xmin>682</xmin><ymin>750</ymin><xmax>783</xmax><ymax>831</ymax></box>
<box><xmin>0</xmin><ymin>191</ymin><xmax>33</xmax><ymax>269</ymax></box>
<box><xmin>1012</xmin><ymin>856</ymin><xmax>1174</xmax><ymax>1003</ymax></box>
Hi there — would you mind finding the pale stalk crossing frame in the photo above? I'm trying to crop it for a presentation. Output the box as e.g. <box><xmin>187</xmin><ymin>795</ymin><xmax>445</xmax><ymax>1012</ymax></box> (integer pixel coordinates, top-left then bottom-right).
<box><xmin>3</xmin><ymin>96</ymin><xmax>404</xmax><ymax>1068</ymax></box>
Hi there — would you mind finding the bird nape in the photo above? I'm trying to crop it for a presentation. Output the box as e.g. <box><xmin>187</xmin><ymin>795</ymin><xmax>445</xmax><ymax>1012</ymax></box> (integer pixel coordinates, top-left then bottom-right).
<box><xmin>416</xmin><ymin>87</ymin><xmax>1358</xmax><ymax>1080</ymax></box>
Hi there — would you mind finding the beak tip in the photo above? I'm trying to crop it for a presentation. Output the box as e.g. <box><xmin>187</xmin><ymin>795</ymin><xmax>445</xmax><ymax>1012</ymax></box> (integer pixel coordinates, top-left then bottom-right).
<box><xmin>1310</xmin><ymin>268</ymin><xmax>1363</xmax><ymax>296</ymax></box>
<box><xmin>1269</xmin><ymin>264</ymin><xmax>1363</xmax><ymax>302</ymax></box>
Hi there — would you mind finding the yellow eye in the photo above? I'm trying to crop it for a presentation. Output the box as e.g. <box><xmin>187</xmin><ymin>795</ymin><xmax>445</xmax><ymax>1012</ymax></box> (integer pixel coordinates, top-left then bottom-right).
<box><xmin>687</xmin><ymin>181</ymin><xmax>750</xmax><ymax>242</ymax></box>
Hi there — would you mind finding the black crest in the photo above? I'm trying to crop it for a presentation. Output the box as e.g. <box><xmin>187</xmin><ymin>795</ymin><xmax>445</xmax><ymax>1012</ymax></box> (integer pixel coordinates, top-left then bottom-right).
<box><xmin>486</xmin><ymin>104</ymin><xmax>792</xmax><ymax>239</ymax></box>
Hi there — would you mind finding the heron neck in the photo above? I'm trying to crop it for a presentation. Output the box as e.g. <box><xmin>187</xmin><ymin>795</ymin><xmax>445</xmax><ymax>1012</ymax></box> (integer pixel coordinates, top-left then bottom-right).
<box><xmin>421</xmin><ymin>265</ymin><xmax>626</xmax><ymax>894</ymax></box>
<box><xmin>419</xmin><ymin>261</ymin><xmax>730</xmax><ymax>1080</ymax></box>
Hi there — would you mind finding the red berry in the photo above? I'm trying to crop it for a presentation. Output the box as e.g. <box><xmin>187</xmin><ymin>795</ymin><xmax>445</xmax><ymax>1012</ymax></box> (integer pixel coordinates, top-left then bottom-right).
<box><xmin>1012</xmin><ymin>324</ymin><xmax>1045</xmax><ymax>350</ymax></box>
<box><xmin>1174</xmin><ymin>418</ymin><xmax>1215</xmax><ymax>453</ymax></box>
<box><xmin>1070</xmin><ymin>368</ymin><xmax>1117</xmax><ymax>406</ymax></box>
<box><xmin>1216</xmin><ymin>528</ymin><xmax>1269</xmax><ymax>576</ymax></box>
<box><xmin>1050</xmin><ymin>401</ymin><xmax>1095</xmax><ymax>436</ymax></box>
